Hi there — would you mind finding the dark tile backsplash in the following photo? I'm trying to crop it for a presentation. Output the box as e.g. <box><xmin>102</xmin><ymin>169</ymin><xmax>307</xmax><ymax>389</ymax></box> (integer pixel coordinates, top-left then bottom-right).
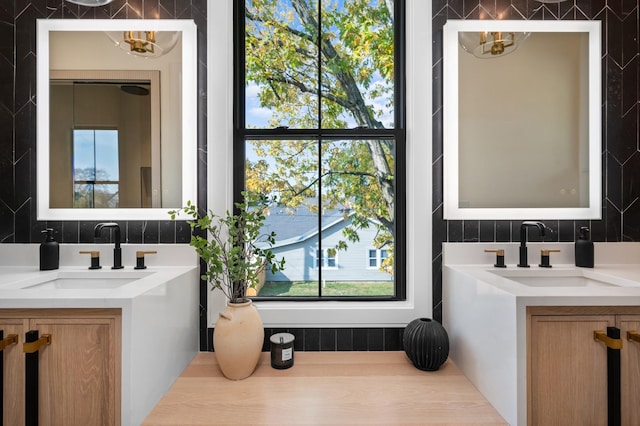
<box><xmin>431</xmin><ymin>0</ymin><xmax>640</xmax><ymax>322</ymax></box>
<box><xmin>3</xmin><ymin>1</ymin><xmax>632</xmax><ymax>351</ymax></box>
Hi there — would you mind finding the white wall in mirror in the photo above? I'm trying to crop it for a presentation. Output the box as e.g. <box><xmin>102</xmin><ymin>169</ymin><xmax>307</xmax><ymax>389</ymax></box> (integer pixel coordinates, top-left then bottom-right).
<box><xmin>443</xmin><ymin>20</ymin><xmax>601</xmax><ymax>220</ymax></box>
<box><xmin>37</xmin><ymin>19</ymin><xmax>197</xmax><ymax>220</ymax></box>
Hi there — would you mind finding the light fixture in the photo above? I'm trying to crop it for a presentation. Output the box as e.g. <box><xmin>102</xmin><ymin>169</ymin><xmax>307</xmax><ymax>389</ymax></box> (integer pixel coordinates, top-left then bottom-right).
<box><xmin>458</xmin><ymin>31</ymin><xmax>530</xmax><ymax>59</ymax></box>
<box><xmin>65</xmin><ymin>0</ymin><xmax>113</xmax><ymax>5</ymax></box>
<box><xmin>535</xmin><ymin>0</ymin><xmax>570</xmax><ymax>3</ymax></box>
<box><xmin>105</xmin><ymin>31</ymin><xmax>180</xmax><ymax>59</ymax></box>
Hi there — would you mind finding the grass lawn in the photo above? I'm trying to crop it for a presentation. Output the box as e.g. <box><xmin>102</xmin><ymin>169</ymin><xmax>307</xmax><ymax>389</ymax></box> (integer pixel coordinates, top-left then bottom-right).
<box><xmin>258</xmin><ymin>281</ymin><xmax>394</xmax><ymax>297</ymax></box>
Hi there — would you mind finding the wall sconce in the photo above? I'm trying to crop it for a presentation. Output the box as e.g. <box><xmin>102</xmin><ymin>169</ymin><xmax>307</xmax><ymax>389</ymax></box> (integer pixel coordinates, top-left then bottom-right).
<box><xmin>458</xmin><ymin>31</ymin><xmax>530</xmax><ymax>58</ymax></box>
<box><xmin>65</xmin><ymin>0</ymin><xmax>113</xmax><ymax>5</ymax></box>
<box><xmin>105</xmin><ymin>31</ymin><xmax>180</xmax><ymax>58</ymax></box>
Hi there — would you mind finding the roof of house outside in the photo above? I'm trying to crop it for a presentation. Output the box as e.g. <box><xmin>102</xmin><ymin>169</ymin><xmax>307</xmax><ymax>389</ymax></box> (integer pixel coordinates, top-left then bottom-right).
<box><xmin>258</xmin><ymin>204</ymin><xmax>350</xmax><ymax>248</ymax></box>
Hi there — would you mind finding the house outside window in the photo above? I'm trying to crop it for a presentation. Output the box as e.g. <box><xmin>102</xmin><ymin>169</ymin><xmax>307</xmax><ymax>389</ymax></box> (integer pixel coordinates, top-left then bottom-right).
<box><xmin>236</xmin><ymin>0</ymin><xmax>405</xmax><ymax>300</ymax></box>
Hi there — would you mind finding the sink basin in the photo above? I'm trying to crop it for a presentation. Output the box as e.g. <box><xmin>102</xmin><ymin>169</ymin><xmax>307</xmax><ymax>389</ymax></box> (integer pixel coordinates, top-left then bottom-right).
<box><xmin>502</xmin><ymin>275</ymin><xmax>615</xmax><ymax>288</ymax></box>
<box><xmin>14</xmin><ymin>270</ymin><xmax>153</xmax><ymax>290</ymax></box>
<box><xmin>489</xmin><ymin>269</ymin><xmax>619</xmax><ymax>288</ymax></box>
<box><xmin>24</xmin><ymin>277</ymin><xmax>138</xmax><ymax>290</ymax></box>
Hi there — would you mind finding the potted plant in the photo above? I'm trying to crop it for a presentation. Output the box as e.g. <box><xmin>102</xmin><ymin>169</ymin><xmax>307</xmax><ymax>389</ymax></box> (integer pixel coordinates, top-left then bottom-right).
<box><xmin>170</xmin><ymin>192</ymin><xmax>285</xmax><ymax>380</ymax></box>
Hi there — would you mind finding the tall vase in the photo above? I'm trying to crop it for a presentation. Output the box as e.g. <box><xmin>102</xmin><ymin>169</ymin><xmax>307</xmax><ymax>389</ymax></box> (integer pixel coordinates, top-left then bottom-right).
<box><xmin>213</xmin><ymin>299</ymin><xmax>264</xmax><ymax>380</ymax></box>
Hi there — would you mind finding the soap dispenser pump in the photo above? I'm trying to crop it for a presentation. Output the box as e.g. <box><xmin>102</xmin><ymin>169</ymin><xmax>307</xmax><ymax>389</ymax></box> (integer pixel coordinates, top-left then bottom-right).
<box><xmin>575</xmin><ymin>227</ymin><xmax>594</xmax><ymax>268</ymax></box>
<box><xmin>40</xmin><ymin>228</ymin><xmax>59</xmax><ymax>270</ymax></box>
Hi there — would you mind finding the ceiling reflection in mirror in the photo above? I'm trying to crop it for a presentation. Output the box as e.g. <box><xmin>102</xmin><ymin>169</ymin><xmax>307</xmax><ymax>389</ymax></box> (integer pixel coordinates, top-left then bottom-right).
<box><xmin>443</xmin><ymin>20</ymin><xmax>602</xmax><ymax>220</ymax></box>
<box><xmin>37</xmin><ymin>19</ymin><xmax>197</xmax><ymax>221</ymax></box>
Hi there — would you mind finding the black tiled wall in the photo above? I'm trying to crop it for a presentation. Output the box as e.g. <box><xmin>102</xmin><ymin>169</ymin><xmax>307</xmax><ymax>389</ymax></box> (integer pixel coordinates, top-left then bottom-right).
<box><xmin>207</xmin><ymin>327</ymin><xmax>406</xmax><ymax>352</ymax></box>
<box><xmin>432</xmin><ymin>0</ymin><xmax>639</xmax><ymax>321</ymax></box>
<box><xmin>0</xmin><ymin>0</ymin><xmax>207</xmax><ymax>244</ymax></box>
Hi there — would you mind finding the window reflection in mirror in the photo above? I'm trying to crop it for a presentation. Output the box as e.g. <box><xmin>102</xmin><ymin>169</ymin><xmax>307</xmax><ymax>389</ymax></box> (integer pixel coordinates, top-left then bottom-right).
<box><xmin>50</xmin><ymin>76</ymin><xmax>159</xmax><ymax>209</ymax></box>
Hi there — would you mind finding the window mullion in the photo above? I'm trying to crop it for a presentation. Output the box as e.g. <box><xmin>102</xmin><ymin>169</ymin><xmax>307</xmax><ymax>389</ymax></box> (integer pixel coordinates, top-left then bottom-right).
<box><xmin>317</xmin><ymin>0</ymin><xmax>323</xmax><ymax>298</ymax></box>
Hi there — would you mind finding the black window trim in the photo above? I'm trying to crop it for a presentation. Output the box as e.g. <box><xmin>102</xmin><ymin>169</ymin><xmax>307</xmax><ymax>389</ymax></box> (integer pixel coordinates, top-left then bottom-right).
<box><xmin>233</xmin><ymin>0</ymin><xmax>406</xmax><ymax>302</ymax></box>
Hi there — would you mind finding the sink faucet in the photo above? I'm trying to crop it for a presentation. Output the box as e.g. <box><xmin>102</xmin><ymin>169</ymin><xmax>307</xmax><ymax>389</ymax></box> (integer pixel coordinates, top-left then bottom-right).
<box><xmin>518</xmin><ymin>221</ymin><xmax>547</xmax><ymax>268</ymax></box>
<box><xmin>94</xmin><ymin>223</ymin><xmax>123</xmax><ymax>269</ymax></box>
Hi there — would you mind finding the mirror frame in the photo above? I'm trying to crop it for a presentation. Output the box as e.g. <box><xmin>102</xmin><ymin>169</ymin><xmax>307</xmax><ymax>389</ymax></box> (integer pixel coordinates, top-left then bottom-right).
<box><xmin>37</xmin><ymin>19</ymin><xmax>198</xmax><ymax>220</ymax></box>
<box><xmin>443</xmin><ymin>20</ymin><xmax>602</xmax><ymax>220</ymax></box>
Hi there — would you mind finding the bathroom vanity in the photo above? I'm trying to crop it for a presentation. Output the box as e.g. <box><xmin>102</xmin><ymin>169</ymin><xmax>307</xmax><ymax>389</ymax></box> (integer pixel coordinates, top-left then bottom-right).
<box><xmin>443</xmin><ymin>242</ymin><xmax>640</xmax><ymax>425</ymax></box>
<box><xmin>0</xmin><ymin>244</ymin><xmax>199</xmax><ymax>426</ymax></box>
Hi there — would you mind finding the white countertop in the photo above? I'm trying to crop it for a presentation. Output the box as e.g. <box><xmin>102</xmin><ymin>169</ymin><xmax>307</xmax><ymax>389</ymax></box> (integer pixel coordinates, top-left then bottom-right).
<box><xmin>0</xmin><ymin>243</ymin><xmax>198</xmax><ymax>309</ymax></box>
<box><xmin>0</xmin><ymin>265</ymin><xmax>197</xmax><ymax>308</ymax></box>
<box><xmin>443</xmin><ymin>242</ymin><xmax>640</xmax><ymax>426</ymax></box>
<box><xmin>447</xmin><ymin>264</ymin><xmax>640</xmax><ymax>305</ymax></box>
<box><xmin>0</xmin><ymin>243</ymin><xmax>200</xmax><ymax>426</ymax></box>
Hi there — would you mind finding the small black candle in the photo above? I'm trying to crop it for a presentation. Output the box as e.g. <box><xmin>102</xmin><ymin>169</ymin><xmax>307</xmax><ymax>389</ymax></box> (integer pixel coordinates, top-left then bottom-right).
<box><xmin>270</xmin><ymin>332</ymin><xmax>295</xmax><ymax>369</ymax></box>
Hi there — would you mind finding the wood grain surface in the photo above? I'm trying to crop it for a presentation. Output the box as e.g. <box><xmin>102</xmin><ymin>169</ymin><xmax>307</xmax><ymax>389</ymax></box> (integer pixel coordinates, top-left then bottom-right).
<box><xmin>143</xmin><ymin>351</ymin><xmax>506</xmax><ymax>425</ymax></box>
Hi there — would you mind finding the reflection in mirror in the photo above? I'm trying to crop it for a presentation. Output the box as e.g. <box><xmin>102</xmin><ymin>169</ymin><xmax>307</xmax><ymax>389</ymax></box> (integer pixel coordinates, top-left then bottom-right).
<box><xmin>37</xmin><ymin>19</ymin><xmax>197</xmax><ymax>220</ymax></box>
<box><xmin>443</xmin><ymin>20</ymin><xmax>601</xmax><ymax>220</ymax></box>
<box><xmin>50</xmin><ymin>71</ymin><xmax>160</xmax><ymax>209</ymax></box>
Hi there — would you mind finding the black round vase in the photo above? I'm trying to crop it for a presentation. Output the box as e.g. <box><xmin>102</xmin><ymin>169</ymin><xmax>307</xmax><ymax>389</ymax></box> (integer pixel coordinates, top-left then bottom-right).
<box><xmin>403</xmin><ymin>318</ymin><xmax>449</xmax><ymax>371</ymax></box>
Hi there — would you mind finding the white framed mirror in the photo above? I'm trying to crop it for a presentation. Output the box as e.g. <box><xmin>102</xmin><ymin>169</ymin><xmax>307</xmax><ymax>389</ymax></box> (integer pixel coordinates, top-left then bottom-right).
<box><xmin>443</xmin><ymin>20</ymin><xmax>601</xmax><ymax>220</ymax></box>
<box><xmin>37</xmin><ymin>19</ymin><xmax>197</xmax><ymax>220</ymax></box>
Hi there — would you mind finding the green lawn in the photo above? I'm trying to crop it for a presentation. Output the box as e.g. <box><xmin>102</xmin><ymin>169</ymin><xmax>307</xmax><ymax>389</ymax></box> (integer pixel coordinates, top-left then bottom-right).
<box><xmin>257</xmin><ymin>281</ymin><xmax>394</xmax><ymax>297</ymax></box>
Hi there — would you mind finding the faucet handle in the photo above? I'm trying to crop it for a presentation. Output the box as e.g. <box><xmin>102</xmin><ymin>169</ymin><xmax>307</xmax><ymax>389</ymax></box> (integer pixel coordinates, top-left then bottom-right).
<box><xmin>79</xmin><ymin>250</ymin><xmax>101</xmax><ymax>270</ymax></box>
<box><xmin>539</xmin><ymin>249</ymin><xmax>560</xmax><ymax>268</ymax></box>
<box><xmin>134</xmin><ymin>250</ymin><xmax>157</xmax><ymax>270</ymax></box>
<box><xmin>484</xmin><ymin>249</ymin><xmax>506</xmax><ymax>268</ymax></box>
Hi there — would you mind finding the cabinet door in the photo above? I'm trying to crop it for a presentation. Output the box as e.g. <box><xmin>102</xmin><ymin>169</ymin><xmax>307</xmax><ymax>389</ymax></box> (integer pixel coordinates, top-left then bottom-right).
<box><xmin>618</xmin><ymin>315</ymin><xmax>640</xmax><ymax>426</ymax></box>
<box><xmin>30</xmin><ymin>316</ymin><xmax>119</xmax><ymax>426</ymax></box>
<box><xmin>529</xmin><ymin>314</ymin><xmax>615</xmax><ymax>426</ymax></box>
<box><xmin>0</xmin><ymin>318</ymin><xmax>28</xmax><ymax>425</ymax></box>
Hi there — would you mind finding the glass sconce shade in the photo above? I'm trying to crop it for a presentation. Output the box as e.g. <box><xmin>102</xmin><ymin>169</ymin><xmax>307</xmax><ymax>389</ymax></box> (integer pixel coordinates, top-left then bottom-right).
<box><xmin>458</xmin><ymin>31</ymin><xmax>530</xmax><ymax>59</ymax></box>
<box><xmin>105</xmin><ymin>31</ymin><xmax>180</xmax><ymax>58</ymax></box>
<box><xmin>66</xmin><ymin>0</ymin><xmax>114</xmax><ymax>5</ymax></box>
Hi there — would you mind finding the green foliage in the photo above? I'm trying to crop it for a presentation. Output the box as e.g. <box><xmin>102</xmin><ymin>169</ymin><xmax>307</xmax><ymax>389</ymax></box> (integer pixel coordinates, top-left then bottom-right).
<box><xmin>169</xmin><ymin>193</ymin><xmax>285</xmax><ymax>303</ymax></box>
<box><xmin>244</xmin><ymin>0</ymin><xmax>396</xmax><ymax>277</ymax></box>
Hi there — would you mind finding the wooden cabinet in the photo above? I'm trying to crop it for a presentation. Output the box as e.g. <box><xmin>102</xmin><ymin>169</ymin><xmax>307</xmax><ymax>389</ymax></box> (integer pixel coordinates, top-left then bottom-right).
<box><xmin>0</xmin><ymin>317</ymin><xmax>27</xmax><ymax>425</ymax></box>
<box><xmin>0</xmin><ymin>309</ymin><xmax>121</xmax><ymax>426</ymax></box>
<box><xmin>528</xmin><ymin>307</ymin><xmax>640</xmax><ymax>426</ymax></box>
<box><xmin>619</xmin><ymin>315</ymin><xmax>640</xmax><ymax>426</ymax></box>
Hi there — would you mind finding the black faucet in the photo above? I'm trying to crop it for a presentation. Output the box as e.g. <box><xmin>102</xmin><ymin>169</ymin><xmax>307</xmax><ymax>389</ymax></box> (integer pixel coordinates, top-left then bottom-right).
<box><xmin>518</xmin><ymin>221</ymin><xmax>547</xmax><ymax>268</ymax></box>
<box><xmin>94</xmin><ymin>223</ymin><xmax>124</xmax><ymax>269</ymax></box>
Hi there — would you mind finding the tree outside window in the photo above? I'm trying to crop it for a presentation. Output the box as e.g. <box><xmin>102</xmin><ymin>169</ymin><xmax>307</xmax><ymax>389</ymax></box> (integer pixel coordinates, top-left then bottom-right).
<box><xmin>237</xmin><ymin>0</ymin><xmax>405</xmax><ymax>299</ymax></box>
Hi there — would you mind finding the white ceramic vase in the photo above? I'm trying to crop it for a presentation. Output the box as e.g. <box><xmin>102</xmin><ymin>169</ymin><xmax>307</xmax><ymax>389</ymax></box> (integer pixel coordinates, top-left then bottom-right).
<box><xmin>213</xmin><ymin>299</ymin><xmax>264</xmax><ymax>380</ymax></box>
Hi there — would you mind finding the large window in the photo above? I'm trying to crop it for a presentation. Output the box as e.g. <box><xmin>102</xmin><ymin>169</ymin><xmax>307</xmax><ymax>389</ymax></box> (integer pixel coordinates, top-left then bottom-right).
<box><xmin>72</xmin><ymin>129</ymin><xmax>120</xmax><ymax>208</ymax></box>
<box><xmin>236</xmin><ymin>0</ymin><xmax>405</xmax><ymax>300</ymax></box>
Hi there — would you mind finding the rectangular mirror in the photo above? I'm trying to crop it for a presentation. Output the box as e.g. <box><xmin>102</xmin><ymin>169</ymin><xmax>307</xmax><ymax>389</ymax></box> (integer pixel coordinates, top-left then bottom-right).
<box><xmin>443</xmin><ymin>20</ymin><xmax>601</xmax><ymax>220</ymax></box>
<box><xmin>37</xmin><ymin>19</ymin><xmax>197</xmax><ymax>220</ymax></box>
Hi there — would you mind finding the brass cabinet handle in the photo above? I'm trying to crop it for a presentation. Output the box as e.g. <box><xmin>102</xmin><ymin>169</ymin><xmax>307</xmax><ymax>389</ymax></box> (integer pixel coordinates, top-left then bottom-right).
<box><xmin>0</xmin><ymin>334</ymin><xmax>18</xmax><ymax>351</ymax></box>
<box><xmin>23</xmin><ymin>334</ymin><xmax>52</xmax><ymax>353</ymax></box>
<box><xmin>594</xmin><ymin>330</ymin><xmax>623</xmax><ymax>349</ymax></box>
<box><xmin>628</xmin><ymin>331</ymin><xmax>640</xmax><ymax>343</ymax></box>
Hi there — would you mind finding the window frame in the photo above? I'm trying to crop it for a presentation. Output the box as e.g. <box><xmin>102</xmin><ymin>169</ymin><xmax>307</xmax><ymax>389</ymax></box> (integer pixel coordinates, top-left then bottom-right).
<box><xmin>367</xmin><ymin>247</ymin><xmax>389</xmax><ymax>270</ymax></box>
<box><xmin>208</xmin><ymin>0</ymin><xmax>431</xmax><ymax>327</ymax></box>
<box><xmin>233</xmin><ymin>0</ymin><xmax>406</xmax><ymax>302</ymax></box>
<box><xmin>72</xmin><ymin>128</ymin><xmax>120</xmax><ymax>208</ymax></box>
<box><xmin>314</xmin><ymin>247</ymin><xmax>338</xmax><ymax>270</ymax></box>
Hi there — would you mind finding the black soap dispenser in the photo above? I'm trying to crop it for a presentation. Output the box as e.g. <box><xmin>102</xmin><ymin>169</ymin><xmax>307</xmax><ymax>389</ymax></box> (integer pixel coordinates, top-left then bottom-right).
<box><xmin>40</xmin><ymin>228</ymin><xmax>59</xmax><ymax>271</ymax></box>
<box><xmin>575</xmin><ymin>227</ymin><xmax>594</xmax><ymax>268</ymax></box>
